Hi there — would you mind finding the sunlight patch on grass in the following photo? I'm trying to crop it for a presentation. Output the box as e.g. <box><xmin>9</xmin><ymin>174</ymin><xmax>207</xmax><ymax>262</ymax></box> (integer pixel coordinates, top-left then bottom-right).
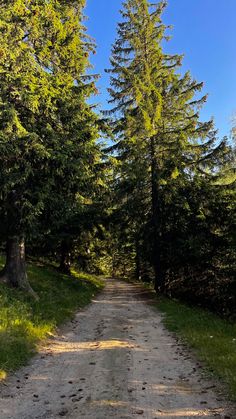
<box><xmin>0</xmin><ymin>256</ymin><xmax>104</xmax><ymax>379</ymax></box>
<box><xmin>0</xmin><ymin>370</ymin><xmax>6</xmax><ymax>380</ymax></box>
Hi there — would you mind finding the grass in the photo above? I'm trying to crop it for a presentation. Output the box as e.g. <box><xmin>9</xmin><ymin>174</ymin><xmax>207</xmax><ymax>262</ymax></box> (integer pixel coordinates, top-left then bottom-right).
<box><xmin>156</xmin><ymin>297</ymin><xmax>236</xmax><ymax>400</ymax></box>
<box><xmin>0</xmin><ymin>257</ymin><xmax>104</xmax><ymax>379</ymax></box>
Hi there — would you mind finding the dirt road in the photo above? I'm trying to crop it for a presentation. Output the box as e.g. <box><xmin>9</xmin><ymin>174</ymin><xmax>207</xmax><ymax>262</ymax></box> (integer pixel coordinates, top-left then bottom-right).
<box><xmin>0</xmin><ymin>279</ymin><xmax>234</xmax><ymax>418</ymax></box>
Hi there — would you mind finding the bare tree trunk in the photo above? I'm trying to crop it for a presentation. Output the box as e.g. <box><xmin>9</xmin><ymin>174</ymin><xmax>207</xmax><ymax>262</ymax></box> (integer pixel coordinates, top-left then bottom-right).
<box><xmin>58</xmin><ymin>239</ymin><xmax>72</xmax><ymax>275</ymax></box>
<box><xmin>0</xmin><ymin>236</ymin><xmax>38</xmax><ymax>298</ymax></box>
<box><xmin>151</xmin><ymin>137</ymin><xmax>165</xmax><ymax>292</ymax></box>
<box><xmin>135</xmin><ymin>238</ymin><xmax>141</xmax><ymax>281</ymax></box>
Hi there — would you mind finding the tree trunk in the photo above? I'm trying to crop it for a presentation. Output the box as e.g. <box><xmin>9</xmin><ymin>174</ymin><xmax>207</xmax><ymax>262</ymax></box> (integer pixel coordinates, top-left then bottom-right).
<box><xmin>135</xmin><ymin>238</ymin><xmax>141</xmax><ymax>281</ymax></box>
<box><xmin>0</xmin><ymin>236</ymin><xmax>38</xmax><ymax>298</ymax></box>
<box><xmin>59</xmin><ymin>239</ymin><xmax>72</xmax><ymax>275</ymax></box>
<box><xmin>150</xmin><ymin>137</ymin><xmax>165</xmax><ymax>292</ymax></box>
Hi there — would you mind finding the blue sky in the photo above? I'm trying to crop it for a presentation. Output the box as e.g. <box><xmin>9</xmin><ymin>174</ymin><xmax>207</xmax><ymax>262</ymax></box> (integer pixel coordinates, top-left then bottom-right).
<box><xmin>85</xmin><ymin>0</ymin><xmax>236</xmax><ymax>139</ymax></box>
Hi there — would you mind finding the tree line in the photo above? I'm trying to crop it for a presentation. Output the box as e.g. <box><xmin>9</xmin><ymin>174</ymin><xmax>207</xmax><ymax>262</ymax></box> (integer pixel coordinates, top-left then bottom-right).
<box><xmin>0</xmin><ymin>0</ymin><xmax>235</xmax><ymax>316</ymax></box>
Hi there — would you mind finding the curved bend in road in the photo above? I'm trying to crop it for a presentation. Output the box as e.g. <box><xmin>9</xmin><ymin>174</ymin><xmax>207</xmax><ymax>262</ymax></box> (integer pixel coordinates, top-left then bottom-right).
<box><xmin>0</xmin><ymin>279</ymin><xmax>234</xmax><ymax>418</ymax></box>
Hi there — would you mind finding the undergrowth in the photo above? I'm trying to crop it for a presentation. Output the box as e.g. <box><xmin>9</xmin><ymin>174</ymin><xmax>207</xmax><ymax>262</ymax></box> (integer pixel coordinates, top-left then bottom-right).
<box><xmin>0</xmin><ymin>257</ymin><xmax>104</xmax><ymax>378</ymax></box>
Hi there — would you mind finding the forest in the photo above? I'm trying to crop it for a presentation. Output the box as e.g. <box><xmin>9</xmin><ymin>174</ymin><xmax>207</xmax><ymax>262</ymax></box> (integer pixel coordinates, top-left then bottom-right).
<box><xmin>0</xmin><ymin>1</ymin><xmax>235</xmax><ymax>416</ymax></box>
<box><xmin>0</xmin><ymin>0</ymin><xmax>235</xmax><ymax>316</ymax></box>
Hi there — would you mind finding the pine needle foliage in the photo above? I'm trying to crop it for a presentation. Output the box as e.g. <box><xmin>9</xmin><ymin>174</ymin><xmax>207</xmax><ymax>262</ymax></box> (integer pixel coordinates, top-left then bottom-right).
<box><xmin>107</xmin><ymin>0</ymin><xmax>235</xmax><ymax>299</ymax></box>
<box><xmin>0</xmin><ymin>0</ymin><xmax>100</xmax><ymax>289</ymax></box>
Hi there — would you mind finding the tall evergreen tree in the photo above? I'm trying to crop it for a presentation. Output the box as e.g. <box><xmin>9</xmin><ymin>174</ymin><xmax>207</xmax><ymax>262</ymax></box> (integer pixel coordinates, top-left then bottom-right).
<box><xmin>0</xmin><ymin>0</ymin><xmax>98</xmax><ymax>292</ymax></box>
<box><xmin>107</xmin><ymin>0</ymin><xmax>230</xmax><ymax>290</ymax></box>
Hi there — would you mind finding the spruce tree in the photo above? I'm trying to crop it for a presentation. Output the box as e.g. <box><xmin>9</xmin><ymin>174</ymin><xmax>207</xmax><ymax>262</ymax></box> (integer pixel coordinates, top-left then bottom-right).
<box><xmin>0</xmin><ymin>0</ymin><xmax>98</xmax><ymax>292</ymax></box>
<box><xmin>107</xmin><ymin>0</ymin><xmax>228</xmax><ymax>290</ymax></box>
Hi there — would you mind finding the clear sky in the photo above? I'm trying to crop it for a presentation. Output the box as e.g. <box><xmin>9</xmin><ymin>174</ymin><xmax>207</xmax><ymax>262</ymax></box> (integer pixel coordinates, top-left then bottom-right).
<box><xmin>85</xmin><ymin>0</ymin><xmax>236</xmax><ymax>139</ymax></box>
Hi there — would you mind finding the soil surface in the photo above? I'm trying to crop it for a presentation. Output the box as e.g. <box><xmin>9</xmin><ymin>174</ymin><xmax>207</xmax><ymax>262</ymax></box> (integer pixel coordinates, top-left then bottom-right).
<box><xmin>0</xmin><ymin>279</ymin><xmax>235</xmax><ymax>418</ymax></box>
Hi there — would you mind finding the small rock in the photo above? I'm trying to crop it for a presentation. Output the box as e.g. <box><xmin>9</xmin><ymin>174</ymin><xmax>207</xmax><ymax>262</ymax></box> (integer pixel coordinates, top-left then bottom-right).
<box><xmin>72</xmin><ymin>397</ymin><xmax>83</xmax><ymax>402</ymax></box>
<box><xmin>58</xmin><ymin>408</ymin><xmax>68</xmax><ymax>416</ymax></box>
<box><xmin>133</xmin><ymin>409</ymin><xmax>144</xmax><ymax>415</ymax></box>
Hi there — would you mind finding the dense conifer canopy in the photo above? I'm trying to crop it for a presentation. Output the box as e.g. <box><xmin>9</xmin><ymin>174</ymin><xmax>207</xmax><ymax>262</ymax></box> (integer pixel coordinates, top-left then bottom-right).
<box><xmin>0</xmin><ymin>0</ymin><xmax>234</xmax><ymax>314</ymax></box>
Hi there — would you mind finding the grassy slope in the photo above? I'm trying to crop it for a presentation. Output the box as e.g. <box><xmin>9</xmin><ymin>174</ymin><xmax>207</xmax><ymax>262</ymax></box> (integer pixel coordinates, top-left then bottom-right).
<box><xmin>0</xmin><ymin>258</ymin><xmax>104</xmax><ymax>379</ymax></box>
<box><xmin>156</xmin><ymin>297</ymin><xmax>236</xmax><ymax>400</ymax></box>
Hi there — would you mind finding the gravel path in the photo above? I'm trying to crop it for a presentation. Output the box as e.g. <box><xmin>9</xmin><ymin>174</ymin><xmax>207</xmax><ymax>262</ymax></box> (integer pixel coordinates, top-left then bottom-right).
<box><xmin>0</xmin><ymin>279</ymin><xmax>234</xmax><ymax>418</ymax></box>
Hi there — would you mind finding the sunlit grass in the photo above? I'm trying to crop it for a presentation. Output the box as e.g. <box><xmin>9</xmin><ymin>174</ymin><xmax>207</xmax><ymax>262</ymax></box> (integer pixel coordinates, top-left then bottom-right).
<box><xmin>0</xmin><ymin>256</ymin><xmax>104</xmax><ymax>378</ymax></box>
<box><xmin>0</xmin><ymin>370</ymin><xmax>6</xmax><ymax>380</ymax></box>
<box><xmin>156</xmin><ymin>297</ymin><xmax>236</xmax><ymax>400</ymax></box>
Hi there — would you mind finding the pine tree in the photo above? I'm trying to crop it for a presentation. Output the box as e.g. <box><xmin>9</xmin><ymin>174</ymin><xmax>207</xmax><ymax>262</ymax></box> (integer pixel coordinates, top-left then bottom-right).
<box><xmin>107</xmin><ymin>0</ymin><xmax>229</xmax><ymax>290</ymax></box>
<box><xmin>0</xmin><ymin>0</ymin><xmax>98</xmax><ymax>292</ymax></box>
